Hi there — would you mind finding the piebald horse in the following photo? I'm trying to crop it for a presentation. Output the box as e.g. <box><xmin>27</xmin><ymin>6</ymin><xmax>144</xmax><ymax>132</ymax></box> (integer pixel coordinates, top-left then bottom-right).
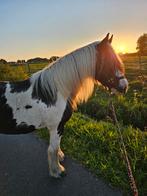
<box><xmin>0</xmin><ymin>34</ymin><xmax>128</xmax><ymax>177</ymax></box>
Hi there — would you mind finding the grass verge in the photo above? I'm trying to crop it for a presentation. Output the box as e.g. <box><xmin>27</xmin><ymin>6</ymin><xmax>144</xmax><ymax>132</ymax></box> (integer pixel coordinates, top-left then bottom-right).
<box><xmin>37</xmin><ymin>112</ymin><xmax>147</xmax><ymax>196</ymax></box>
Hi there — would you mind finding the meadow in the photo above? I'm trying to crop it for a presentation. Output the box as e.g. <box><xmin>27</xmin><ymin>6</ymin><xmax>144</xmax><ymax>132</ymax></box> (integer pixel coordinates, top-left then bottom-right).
<box><xmin>0</xmin><ymin>55</ymin><xmax>146</xmax><ymax>195</ymax></box>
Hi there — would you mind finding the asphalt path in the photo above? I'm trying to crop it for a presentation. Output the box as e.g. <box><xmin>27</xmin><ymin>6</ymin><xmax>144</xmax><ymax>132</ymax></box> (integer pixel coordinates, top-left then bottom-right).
<box><xmin>0</xmin><ymin>133</ymin><xmax>122</xmax><ymax>196</ymax></box>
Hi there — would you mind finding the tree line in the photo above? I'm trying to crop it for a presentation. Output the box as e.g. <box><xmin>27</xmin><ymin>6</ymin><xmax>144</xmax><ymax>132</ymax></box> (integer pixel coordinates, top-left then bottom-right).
<box><xmin>0</xmin><ymin>56</ymin><xmax>59</xmax><ymax>65</ymax></box>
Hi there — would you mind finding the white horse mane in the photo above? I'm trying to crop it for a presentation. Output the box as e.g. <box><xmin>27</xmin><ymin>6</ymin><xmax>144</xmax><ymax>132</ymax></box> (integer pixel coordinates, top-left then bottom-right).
<box><xmin>31</xmin><ymin>41</ymin><xmax>99</xmax><ymax>109</ymax></box>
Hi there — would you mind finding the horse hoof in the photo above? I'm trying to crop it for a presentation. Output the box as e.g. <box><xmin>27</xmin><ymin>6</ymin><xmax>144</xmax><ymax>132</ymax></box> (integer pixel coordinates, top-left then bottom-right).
<box><xmin>49</xmin><ymin>165</ymin><xmax>66</xmax><ymax>178</ymax></box>
<box><xmin>60</xmin><ymin>169</ymin><xmax>66</xmax><ymax>177</ymax></box>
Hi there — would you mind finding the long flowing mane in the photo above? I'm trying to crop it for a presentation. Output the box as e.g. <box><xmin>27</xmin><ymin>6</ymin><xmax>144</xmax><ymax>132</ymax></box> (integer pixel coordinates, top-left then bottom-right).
<box><xmin>31</xmin><ymin>42</ymin><xmax>98</xmax><ymax>109</ymax></box>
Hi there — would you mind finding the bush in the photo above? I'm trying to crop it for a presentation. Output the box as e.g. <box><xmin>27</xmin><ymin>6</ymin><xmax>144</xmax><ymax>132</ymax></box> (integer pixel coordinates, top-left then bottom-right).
<box><xmin>0</xmin><ymin>63</ymin><xmax>28</xmax><ymax>81</ymax></box>
<box><xmin>79</xmin><ymin>87</ymin><xmax>147</xmax><ymax>131</ymax></box>
<box><xmin>115</xmin><ymin>97</ymin><xmax>147</xmax><ymax>130</ymax></box>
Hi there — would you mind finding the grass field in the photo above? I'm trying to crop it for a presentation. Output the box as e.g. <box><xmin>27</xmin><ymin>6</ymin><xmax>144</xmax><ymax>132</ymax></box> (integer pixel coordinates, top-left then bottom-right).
<box><xmin>0</xmin><ymin>55</ymin><xmax>147</xmax><ymax>195</ymax></box>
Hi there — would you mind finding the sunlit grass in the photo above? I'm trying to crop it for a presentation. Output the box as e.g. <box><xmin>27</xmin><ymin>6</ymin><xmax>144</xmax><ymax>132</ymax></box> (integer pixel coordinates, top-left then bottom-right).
<box><xmin>37</xmin><ymin>113</ymin><xmax>147</xmax><ymax>196</ymax></box>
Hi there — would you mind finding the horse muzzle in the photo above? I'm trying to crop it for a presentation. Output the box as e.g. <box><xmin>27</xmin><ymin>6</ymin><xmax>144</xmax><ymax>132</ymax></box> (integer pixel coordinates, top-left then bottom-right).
<box><xmin>117</xmin><ymin>77</ymin><xmax>128</xmax><ymax>94</ymax></box>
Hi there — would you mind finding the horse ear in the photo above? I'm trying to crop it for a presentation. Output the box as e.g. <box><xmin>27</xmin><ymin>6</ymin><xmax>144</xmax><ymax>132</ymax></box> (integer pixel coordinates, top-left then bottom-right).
<box><xmin>99</xmin><ymin>33</ymin><xmax>110</xmax><ymax>45</ymax></box>
<box><xmin>109</xmin><ymin>34</ymin><xmax>113</xmax><ymax>44</ymax></box>
<box><xmin>102</xmin><ymin>33</ymin><xmax>110</xmax><ymax>42</ymax></box>
<box><xmin>105</xmin><ymin>33</ymin><xmax>110</xmax><ymax>41</ymax></box>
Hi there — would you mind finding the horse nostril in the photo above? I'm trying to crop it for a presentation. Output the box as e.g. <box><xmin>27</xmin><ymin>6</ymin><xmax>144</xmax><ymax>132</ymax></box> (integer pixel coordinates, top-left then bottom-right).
<box><xmin>118</xmin><ymin>85</ymin><xmax>128</xmax><ymax>94</ymax></box>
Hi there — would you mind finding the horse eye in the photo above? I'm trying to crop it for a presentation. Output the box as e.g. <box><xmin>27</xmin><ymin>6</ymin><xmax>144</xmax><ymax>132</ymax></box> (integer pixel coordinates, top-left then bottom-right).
<box><xmin>109</xmin><ymin>78</ymin><xmax>114</xmax><ymax>83</ymax></box>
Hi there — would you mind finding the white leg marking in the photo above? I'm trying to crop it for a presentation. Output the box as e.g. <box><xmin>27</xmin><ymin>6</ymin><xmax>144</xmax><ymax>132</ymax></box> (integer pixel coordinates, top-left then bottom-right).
<box><xmin>58</xmin><ymin>147</ymin><xmax>65</xmax><ymax>162</ymax></box>
<box><xmin>48</xmin><ymin>129</ymin><xmax>65</xmax><ymax>178</ymax></box>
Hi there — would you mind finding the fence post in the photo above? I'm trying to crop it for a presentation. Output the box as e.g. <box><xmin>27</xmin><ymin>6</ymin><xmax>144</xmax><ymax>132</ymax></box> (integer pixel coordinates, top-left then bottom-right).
<box><xmin>26</xmin><ymin>63</ymin><xmax>31</xmax><ymax>74</ymax></box>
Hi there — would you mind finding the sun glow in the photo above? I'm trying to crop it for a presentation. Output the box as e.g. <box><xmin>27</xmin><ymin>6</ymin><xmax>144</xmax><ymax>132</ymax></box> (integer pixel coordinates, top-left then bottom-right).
<box><xmin>115</xmin><ymin>45</ymin><xmax>127</xmax><ymax>54</ymax></box>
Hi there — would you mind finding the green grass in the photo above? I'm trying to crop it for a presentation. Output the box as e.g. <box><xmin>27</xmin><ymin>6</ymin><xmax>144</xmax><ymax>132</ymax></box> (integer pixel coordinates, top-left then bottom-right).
<box><xmin>78</xmin><ymin>87</ymin><xmax>147</xmax><ymax>131</ymax></box>
<box><xmin>27</xmin><ymin>62</ymin><xmax>48</xmax><ymax>74</ymax></box>
<box><xmin>37</xmin><ymin>112</ymin><xmax>147</xmax><ymax>196</ymax></box>
<box><xmin>0</xmin><ymin>63</ymin><xmax>28</xmax><ymax>81</ymax></box>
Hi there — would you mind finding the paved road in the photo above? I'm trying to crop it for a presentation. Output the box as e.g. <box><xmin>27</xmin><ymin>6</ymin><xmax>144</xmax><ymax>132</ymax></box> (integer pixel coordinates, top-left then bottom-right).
<box><xmin>0</xmin><ymin>133</ymin><xmax>122</xmax><ymax>196</ymax></box>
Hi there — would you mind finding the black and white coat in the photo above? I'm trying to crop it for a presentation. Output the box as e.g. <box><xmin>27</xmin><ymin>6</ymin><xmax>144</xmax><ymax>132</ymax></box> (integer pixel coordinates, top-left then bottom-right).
<box><xmin>0</xmin><ymin>34</ymin><xmax>128</xmax><ymax>177</ymax></box>
<box><xmin>0</xmin><ymin>78</ymin><xmax>72</xmax><ymax>177</ymax></box>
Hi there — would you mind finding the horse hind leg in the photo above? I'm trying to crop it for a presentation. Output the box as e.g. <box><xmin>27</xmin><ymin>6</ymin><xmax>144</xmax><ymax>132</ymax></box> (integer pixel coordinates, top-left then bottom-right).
<box><xmin>48</xmin><ymin>128</ymin><xmax>65</xmax><ymax>178</ymax></box>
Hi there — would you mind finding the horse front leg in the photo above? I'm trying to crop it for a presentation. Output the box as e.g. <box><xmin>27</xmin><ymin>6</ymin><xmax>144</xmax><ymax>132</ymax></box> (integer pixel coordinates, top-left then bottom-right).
<box><xmin>58</xmin><ymin>147</ymin><xmax>65</xmax><ymax>162</ymax></box>
<box><xmin>48</xmin><ymin>128</ymin><xmax>65</xmax><ymax>178</ymax></box>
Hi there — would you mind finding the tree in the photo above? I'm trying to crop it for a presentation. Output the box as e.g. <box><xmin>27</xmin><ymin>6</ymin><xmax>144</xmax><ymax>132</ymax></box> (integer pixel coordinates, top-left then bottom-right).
<box><xmin>49</xmin><ymin>56</ymin><xmax>59</xmax><ymax>63</ymax></box>
<box><xmin>17</xmin><ymin>60</ymin><xmax>25</xmax><ymax>64</ymax></box>
<box><xmin>0</xmin><ymin>59</ymin><xmax>7</xmax><ymax>64</ymax></box>
<box><xmin>136</xmin><ymin>33</ymin><xmax>147</xmax><ymax>55</ymax></box>
<box><xmin>27</xmin><ymin>57</ymin><xmax>49</xmax><ymax>64</ymax></box>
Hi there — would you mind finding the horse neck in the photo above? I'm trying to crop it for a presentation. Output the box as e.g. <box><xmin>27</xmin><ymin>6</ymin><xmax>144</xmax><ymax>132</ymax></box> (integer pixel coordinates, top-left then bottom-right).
<box><xmin>31</xmin><ymin>42</ymin><xmax>97</xmax><ymax>109</ymax></box>
<box><xmin>52</xmin><ymin>43</ymin><xmax>97</xmax><ymax>108</ymax></box>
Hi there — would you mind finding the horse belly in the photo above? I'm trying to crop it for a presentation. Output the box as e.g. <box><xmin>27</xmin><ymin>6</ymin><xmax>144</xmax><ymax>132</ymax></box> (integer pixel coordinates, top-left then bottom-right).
<box><xmin>0</xmin><ymin>95</ymin><xmax>36</xmax><ymax>134</ymax></box>
<box><xmin>0</xmin><ymin>103</ymin><xmax>36</xmax><ymax>134</ymax></box>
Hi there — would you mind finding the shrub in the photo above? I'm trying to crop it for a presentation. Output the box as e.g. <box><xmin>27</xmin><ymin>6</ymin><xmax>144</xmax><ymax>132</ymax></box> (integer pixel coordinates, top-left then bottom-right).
<box><xmin>79</xmin><ymin>87</ymin><xmax>147</xmax><ymax>131</ymax></box>
<box><xmin>115</xmin><ymin>98</ymin><xmax>147</xmax><ymax>130</ymax></box>
<box><xmin>0</xmin><ymin>63</ymin><xmax>28</xmax><ymax>81</ymax></box>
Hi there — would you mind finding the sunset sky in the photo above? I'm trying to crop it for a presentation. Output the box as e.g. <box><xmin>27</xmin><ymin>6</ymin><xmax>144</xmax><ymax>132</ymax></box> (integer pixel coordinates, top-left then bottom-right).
<box><xmin>0</xmin><ymin>0</ymin><xmax>147</xmax><ymax>61</ymax></box>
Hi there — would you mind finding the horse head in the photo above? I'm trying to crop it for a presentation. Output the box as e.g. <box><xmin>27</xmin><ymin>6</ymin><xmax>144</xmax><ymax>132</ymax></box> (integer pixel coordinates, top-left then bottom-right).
<box><xmin>95</xmin><ymin>33</ymin><xmax>128</xmax><ymax>94</ymax></box>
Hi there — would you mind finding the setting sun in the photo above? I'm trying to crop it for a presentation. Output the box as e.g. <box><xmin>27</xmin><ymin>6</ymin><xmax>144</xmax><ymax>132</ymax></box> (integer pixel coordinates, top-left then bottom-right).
<box><xmin>115</xmin><ymin>44</ymin><xmax>127</xmax><ymax>54</ymax></box>
<box><xmin>118</xmin><ymin>45</ymin><xmax>126</xmax><ymax>53</ymax></box>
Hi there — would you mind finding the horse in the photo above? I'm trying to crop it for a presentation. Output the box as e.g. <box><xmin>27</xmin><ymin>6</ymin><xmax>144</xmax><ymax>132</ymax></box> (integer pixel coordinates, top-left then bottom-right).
<box><xmin>0</xmin><ymin>33</ymin><xmax>128</xmax><ymax>178</ymax></box>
